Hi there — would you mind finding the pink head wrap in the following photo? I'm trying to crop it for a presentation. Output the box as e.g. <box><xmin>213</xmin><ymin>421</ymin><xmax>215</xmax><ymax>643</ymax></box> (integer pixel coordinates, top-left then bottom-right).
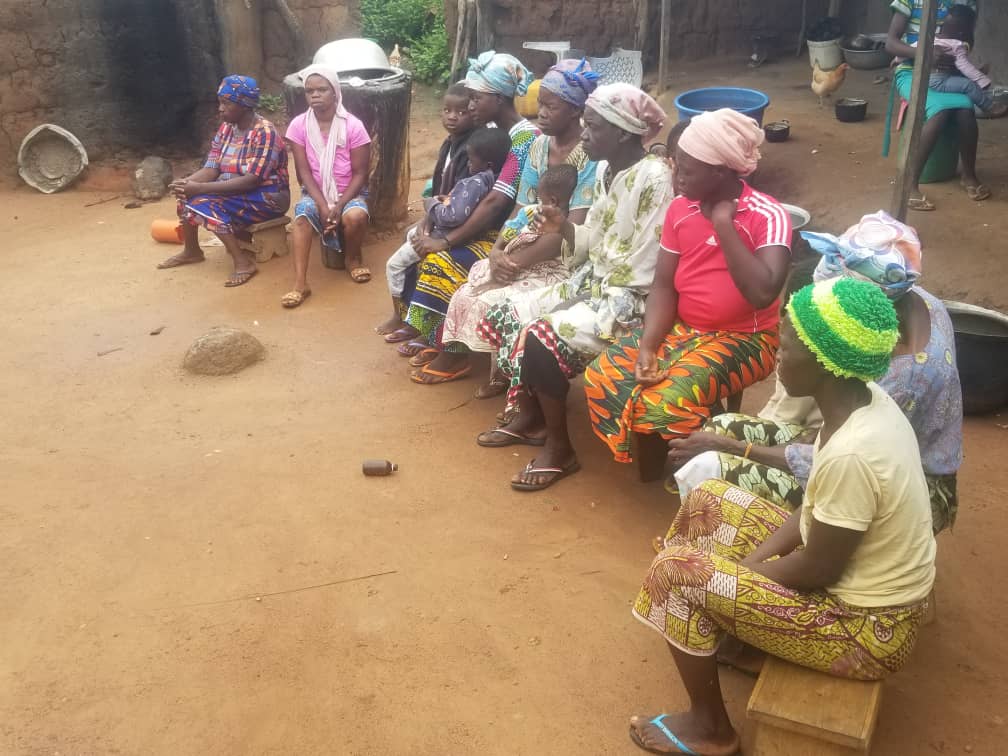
<box><xmin>677</xmin><ymin>108</ymin><xmax>764</xmax><ymax>176</ymax></box>
<box><xmin>585</xmin><ymin>83</ymin><xmax>666</xmax><ymax>142</ymax></box>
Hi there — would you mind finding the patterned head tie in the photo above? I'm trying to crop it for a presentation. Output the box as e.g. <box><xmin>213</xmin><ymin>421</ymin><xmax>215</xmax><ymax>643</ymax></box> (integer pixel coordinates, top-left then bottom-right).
<box><xmin>585</xmin><ymin>83</ymin><xmax>666</xmax><ymax>142</ymax></box>
<box><xmin>540</xmin><ymin>58</ymin><xmax>600</xmax><ymax>109</ymax></box>
<box><xmin>218</xmin><ymin>75</ymin><xmax>260</xmax><ymax>108</ymax></box>
<box><xmin>786</xmin><ymin>278</ymin><xmax>899</xmax><ymax>382</ymax></box>
<box><xmin>465</xmin><ymin>51</ymin><xmax>532</xmax><ymax>98</ymax></box>
<box><xmin>803</xmin><ymin>211</ymin><xmax>922</xmax><ymax>301</ymax></box>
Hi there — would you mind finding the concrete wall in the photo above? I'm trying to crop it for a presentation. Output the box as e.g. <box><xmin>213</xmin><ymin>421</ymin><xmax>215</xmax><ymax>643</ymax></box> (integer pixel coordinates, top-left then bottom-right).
<box><xmin>975</xmin><ymin>0</ymin><xmax>1007</xmax><ymax>77</ymax></box>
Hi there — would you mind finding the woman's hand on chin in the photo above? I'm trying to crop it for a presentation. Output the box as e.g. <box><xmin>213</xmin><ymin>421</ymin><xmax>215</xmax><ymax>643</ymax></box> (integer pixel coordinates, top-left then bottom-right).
<box><xmin>634</xmin><ymin>348</ymin><xmax>669</xmax><ymax>387</ymax></box>
<box><xmin>667</xmin><ymin>432</ymin><xmax>738</xmax><ymax>465</ymax></box>
<box><xmin>489</xmin><ymin>247</ymin><xmax>520</xmax><ymax>283</ymax></box>
<box><xmin>710</xmin><ymin>199</ymin><xmax>738</xmax><ymax>228</ymax></box>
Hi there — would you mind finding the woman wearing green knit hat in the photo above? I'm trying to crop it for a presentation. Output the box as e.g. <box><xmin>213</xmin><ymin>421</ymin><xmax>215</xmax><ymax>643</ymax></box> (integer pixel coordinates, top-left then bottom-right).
<box><xmin>627</xmin><ymin>278</ymin><xmax>936</xmax><ymax>756</ymax></box>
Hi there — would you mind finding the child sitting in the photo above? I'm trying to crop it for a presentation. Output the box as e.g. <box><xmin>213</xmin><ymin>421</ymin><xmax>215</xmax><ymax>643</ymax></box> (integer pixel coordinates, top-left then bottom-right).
<box><xmin>377</xmin><ymin>85</ymin><xmax>476</xmax><ymax>340</ymax></box>
<box><xmin>923</xmin><ymin>5</ymin><xmax>1007</xmax><ymax>116</ymax></box>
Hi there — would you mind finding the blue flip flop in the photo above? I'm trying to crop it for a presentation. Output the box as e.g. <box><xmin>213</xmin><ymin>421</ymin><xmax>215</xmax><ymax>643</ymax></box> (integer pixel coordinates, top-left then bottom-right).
<box><xmin>629</xmin><ymin>715</ymin><xmax>698</xmax><ymax>755</ymax></box>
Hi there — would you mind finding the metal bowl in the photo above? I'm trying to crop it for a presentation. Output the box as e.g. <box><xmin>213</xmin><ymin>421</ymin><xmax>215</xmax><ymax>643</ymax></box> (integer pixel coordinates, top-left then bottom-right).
<box><xmin>841</xmin><ymin>33</ymin><xmax>893</xmax><ymax>69</ymax></box>
<box><xmin>780</xmin><ymin>203</ymin><xmax>810</xmax><ymax>231</ymax></box>
<box><xmin>311</xmin><ymin>38</ymin><xmax>395</xmax><ymax>77</ymax></box>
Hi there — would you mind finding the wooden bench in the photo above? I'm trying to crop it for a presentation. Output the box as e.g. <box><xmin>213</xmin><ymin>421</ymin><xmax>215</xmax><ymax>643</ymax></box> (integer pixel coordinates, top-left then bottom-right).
<box><xmin>239</xmin><ymin>216</ymin><xmax>291</xmax><ymax>263</ymax></box>
<box><xmin>747</xmin><ymin>656</ymin><xmax>883</xmax><ymax>755</ymax></box>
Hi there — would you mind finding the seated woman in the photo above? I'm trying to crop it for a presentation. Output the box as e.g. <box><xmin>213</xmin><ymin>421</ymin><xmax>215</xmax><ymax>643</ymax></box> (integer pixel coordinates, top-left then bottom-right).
<box><xmin>476</xmin><ymin>84</ymin><xmax>673</xmax><ymax>491</ymax></box>
<box><xmin>629</xmin><ymin>278</ymin><xmax>936</xmax><ymax>756</ymax></box>
<box><xmin>584</xmin><ymin>109</ymin><xmax>791</xmax><ymax>465</ymax></box>
<box><xmin>885</xmin><ymin>0</ymin><xmax>988</xmax><ymax>210</ymax></box>
<box><xmin>669</xmin><ymin>211</ymin><xmax>963</xmax><ymax>533</ymax></box>
<box><xmin>157</xmin><ymin>75</ymin><xmax>290</xmax><ymax>287</ymax></box>
<box><xmin>282</xmin><ymin>65</ymin><xmax>373</xmax><ymax>306</ymax></box>
<box><xmin>397</xmin><ymin>51</ymin><xmax>540</xmax><ymax>371</ymax></box>
<box><xmin>432</xmin><ymin>59</ymin><xmax>601</xmax><ymax>392</ymax></box>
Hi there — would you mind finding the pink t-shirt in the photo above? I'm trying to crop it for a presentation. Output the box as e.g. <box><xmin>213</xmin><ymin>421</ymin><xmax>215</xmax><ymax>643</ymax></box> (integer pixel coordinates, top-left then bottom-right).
<box><xmin>660</xmin><ymin>182</ymin><xmax>791</xmax><ymax>333</ymax></box>
<box><xmin>285</xmin><ymin>111</ymin><xmax>371</xmax><ymax>193</ymax></box>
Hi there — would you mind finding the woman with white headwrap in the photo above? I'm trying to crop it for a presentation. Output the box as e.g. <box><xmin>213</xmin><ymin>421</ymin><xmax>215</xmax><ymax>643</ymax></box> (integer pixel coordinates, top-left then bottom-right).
<box><xmin>474</xmin><ymin>83</ymin><xmax>674</xmax><ymax>492</ymax></box>
<box><xmin>282</xmin><ymin>64</ymin><xmax>373</xmax><ymax>307</ymax></box>
<box><xmin>584</xmin><ymin>107</ymin><xmax>792</xmax><ymax>470</ymax></box>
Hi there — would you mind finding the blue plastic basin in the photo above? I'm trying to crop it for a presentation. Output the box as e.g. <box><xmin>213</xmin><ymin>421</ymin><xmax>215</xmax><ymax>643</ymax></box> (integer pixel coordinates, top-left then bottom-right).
<box><xmin>674</xmin><ymin>87</ymin><xmax>771</xmax><ymax>125</ymax></box>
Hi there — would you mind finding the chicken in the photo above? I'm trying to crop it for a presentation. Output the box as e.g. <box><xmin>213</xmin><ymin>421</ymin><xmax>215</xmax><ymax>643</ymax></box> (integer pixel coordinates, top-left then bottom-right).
<box><xmin>811</xmin><ymin>62</ymin><xmax>849</xmax><ymax>106</ymax></box>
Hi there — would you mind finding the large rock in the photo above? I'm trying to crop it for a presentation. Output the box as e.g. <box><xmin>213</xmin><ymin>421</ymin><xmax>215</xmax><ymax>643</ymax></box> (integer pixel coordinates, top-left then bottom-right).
<box><xmin>183</xmin><ymin>327</ymin><xmax>265</xmax><ymax>376</ymax></box>
<box><xmin>132</xmin><ymin>156</ymin><xmax>173</xmax><ymax>200</ymax></box>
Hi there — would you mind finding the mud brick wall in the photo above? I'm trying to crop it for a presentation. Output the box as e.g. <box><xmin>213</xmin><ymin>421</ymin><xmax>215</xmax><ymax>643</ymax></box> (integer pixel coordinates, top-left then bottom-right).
<box><xmin>262</xmin><ymin>0</ymin><xmax>361</xmax><ymax>85</ymax></box>
<box><xmin>0</xmin><ymin>0</ymin><xmax>223</xmax><ymax>173</ymax></box>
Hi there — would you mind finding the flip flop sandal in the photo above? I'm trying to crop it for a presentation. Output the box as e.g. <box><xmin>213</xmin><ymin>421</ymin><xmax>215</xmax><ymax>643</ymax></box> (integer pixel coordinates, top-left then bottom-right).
<box><xmin>281</xmin><ymin>289</ymin><xmax>311</xmax><ymax>308</ymax></box>
<box><xmin>157</xmin><ymin>254</ymin><xmax>205</xmax><ymax>269</ymax></box>
<box><xmin>408</xmin><ymin>348</ymin><xmax>440</xmax><ymax>368</ymax></box>
<box><xmin>476</xmin><ymin>428</ymin><xmax>546</xmax><ymax>448</ymax></box>
<box><xmin>397</xmin><ymin>340</ymin><xmax>428</xmax><ymax>358</ymax></box>
<box><xmin>349</xmin><ymin>267</ymin><xmax>372</xmax><ymax>283</ymax></box>
<box><xmin>409</xmin><ymin>363</ymin><xmax>472</xmax><ymax>385</ymax></box>
<box><xmin>224</xmin><ymin>269</ymin><xmax>258</xmax><ymax>287</ymax></box>
<box><xmin>510</xmin><ymin>458</ymin><xmax>581</xmax><ymax>492</ymax></box>
<box><xmin>474</xmin><ymin>378</ymin><xmax>508</xmax><ymax>400</ymax></box>
<box><xmin>907</xmin><ymin>195</ymin><xmax>935</xmax><ymax>212</ymax></box>
<box><xmin>383</xmin><ymin>327</ymin><xmax>419</xmax><ymax>344</ymax></box>
<box><xmin>628</xmin><ymin>714</ymin><xmax>736</xmax><ymax>755</ymax></box>
<box><xmin>964</xmin><ymin>184</ymin><xmax>991</xmax><ymax>201</ymax></box>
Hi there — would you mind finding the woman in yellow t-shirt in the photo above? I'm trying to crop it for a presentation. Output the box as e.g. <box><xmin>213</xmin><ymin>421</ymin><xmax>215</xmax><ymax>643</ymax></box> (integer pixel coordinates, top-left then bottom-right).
<box><xmin>627</xmin><ymin>278</ymin><xmax>936</xmax><ymax>756</ymax></box>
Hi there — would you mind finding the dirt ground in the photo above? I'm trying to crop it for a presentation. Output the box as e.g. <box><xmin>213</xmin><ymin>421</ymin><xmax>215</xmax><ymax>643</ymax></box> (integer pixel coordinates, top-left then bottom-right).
<box><xmin>2</xmin><ymin>58</ymin><xmax>1007</xmax><ymax>755</ymax></box>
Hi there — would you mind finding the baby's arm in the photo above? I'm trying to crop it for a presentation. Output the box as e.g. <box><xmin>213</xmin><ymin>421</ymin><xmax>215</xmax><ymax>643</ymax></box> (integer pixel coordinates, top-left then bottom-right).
<box><xmin>953</xmin><ymin>42</ymin><xmax>992</xmax><ymax>88</ymax></box>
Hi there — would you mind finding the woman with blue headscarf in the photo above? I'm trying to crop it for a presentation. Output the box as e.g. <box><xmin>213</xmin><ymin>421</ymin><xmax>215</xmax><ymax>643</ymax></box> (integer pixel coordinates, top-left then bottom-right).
<box><xmin>428</xmin><ymin>59</ymin><xmax>602</xmax><ymax>392</ymax></box>
<box><xmin>667</xmin><ymin>211</ymin><xmax>963</xmax><ymax>534</ymax></box>
<box><xmin>158</xmin><ymin>75</ymin><xmax>290</xmax><ymax>287</ymax></box>
<box><xmin>395</xmin><ymin>51</ymin><xmax>541</xmax><ymax>379</ymax></box>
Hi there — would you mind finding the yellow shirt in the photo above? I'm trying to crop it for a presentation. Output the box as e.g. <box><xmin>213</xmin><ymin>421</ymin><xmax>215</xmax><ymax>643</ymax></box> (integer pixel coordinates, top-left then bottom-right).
<box><xmin>801</xmin><ymin>383</ymin><xmax>936</xmax><ymax>607</ymax></box>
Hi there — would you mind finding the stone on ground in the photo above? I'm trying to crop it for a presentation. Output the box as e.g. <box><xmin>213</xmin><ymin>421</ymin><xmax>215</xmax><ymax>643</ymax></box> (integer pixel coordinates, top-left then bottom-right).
<box><xmin>132</xmin><ymin>156</ymin><xmax>173</xmax><ymax>200</ymax></box>
<box><xmin>183</xmin><ymin>327</ymin><xmax>265</xmax><ymax>376</ymax></box>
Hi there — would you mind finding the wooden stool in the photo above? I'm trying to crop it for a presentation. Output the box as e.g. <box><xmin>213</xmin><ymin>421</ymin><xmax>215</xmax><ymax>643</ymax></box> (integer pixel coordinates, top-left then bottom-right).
<box><xmin>747</xmin><ymin>656</ymin><xmax>883</xmax><ymax>755</ymax></box>
<box><xmin>240</xmin><ymin>216</ymin><xmax>291</xmax><ymax>263</ymax></box>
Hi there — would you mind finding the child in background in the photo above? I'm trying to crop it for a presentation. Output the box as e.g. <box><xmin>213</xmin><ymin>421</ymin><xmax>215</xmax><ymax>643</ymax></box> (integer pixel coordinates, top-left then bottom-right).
<box><xmin>664</xmin><ymin>118</ymin><xmax>691</xmax><ymax>195</ymax></box>
<box><xmin>377</xmin><ymin>85</ymin><xmax>477</xmax><ymax>341</ymax></box>
<box><xmin>923</xmin><ymin>5</ymin><xmax>1007</xmax><ymax>117</ymax></box>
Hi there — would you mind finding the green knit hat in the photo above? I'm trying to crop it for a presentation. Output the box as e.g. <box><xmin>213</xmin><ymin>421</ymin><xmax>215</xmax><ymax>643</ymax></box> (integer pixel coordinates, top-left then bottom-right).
<box><xmin>786</xmin><ymin>278</ymin><xmax>899</xmax><ymax>382</ymax></box>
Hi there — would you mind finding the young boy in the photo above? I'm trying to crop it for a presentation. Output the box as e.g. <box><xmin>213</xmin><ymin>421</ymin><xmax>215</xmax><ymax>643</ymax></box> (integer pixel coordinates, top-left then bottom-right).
<box><xmin>379</xmin><ymin>127</ymin><xmax>511</xmax><ymax>340</ymax></box>
<box><xmin>377</xmin><ymin>85</ymin><xmax>476</xmax><ymax>339</ymax></box>
<box><xmin>924</xmin><ymin>5</ymin><xmax>1007</xmax><ymax>116</ymax></box>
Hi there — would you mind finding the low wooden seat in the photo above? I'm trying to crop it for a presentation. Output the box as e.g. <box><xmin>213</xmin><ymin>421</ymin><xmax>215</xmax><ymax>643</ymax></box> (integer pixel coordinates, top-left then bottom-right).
<box><xmin>747</xmin><ymin>656</ymin><xmax>883</xmax><ymax>755</ymax></box>
<box><xmin>240</xmin><ymin>215</ymin><xmax>291</xmax><ymax>263</ymax></box>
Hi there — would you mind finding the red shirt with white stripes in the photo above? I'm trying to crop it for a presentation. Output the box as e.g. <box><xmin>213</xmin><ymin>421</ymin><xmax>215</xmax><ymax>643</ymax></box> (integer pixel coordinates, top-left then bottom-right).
<box><xmin>660</xmin><ymin>181</ymin><xmax>791</xmax><ymax>333</ymax></box>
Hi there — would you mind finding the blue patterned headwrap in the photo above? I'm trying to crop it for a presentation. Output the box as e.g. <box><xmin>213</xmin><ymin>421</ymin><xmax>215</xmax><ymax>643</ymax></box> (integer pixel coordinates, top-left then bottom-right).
<box><xmin>540</xmin><ymin>58</ymin><xmax>600</xmax><ymax>110</ymax></box>
<box><xmin>217</xmin><ymin>75</ymin><xmax>260</xmax><ymax>108</ymax></box>
<box><xmin>465</xmin><ymin>51</ymin><xmax>532</xmax><ymax>98</ymax></box>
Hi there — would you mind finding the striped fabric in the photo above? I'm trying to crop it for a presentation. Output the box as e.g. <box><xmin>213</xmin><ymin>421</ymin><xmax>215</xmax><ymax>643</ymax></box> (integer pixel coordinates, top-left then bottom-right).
<box><xmin>889</xmin><ymin>0</ymin><xmax>976</xmax><ymax>45</ymax></box>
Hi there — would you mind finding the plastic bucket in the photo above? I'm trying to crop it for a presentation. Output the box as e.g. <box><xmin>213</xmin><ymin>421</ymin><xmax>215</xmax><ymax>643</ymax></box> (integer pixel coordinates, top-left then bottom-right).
<box><xmin>675</xmin><ymin>87</ymin><xmax>770</xmax><ymax>125</ymax></box>
<box><xmin>900</xmin><ymin>117</ymin><xmax>959</xmax><ymax>184</ymax></box>
<box><xmin>808</xmin><ymin>38</ymin><xmax>844</xmax><ymax>70</ymax></box>
<box><xmin>150</xmin><ymin>218</ymin><xmax>183</xmax><ymax>243</ymax></box>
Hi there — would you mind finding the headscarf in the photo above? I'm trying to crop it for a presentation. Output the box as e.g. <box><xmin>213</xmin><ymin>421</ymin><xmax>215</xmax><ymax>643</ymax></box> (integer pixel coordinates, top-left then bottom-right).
<box><xmin>540</xmin><ymin>58</ymin><xmax>600</xmax><ymax>110</ymax></box>
<box><xmin>465</xmin><ymin>51</ymin><xmax>532</xmax><ymax>98</ymax></box>
<box><xmin>677</xmin><ymin>108</ymin><xmax>764</xmax><ymax>176</ymax></box>
<box><xmin>300</xmin><ymin>64</ymin><xmax>350</xmax><ymax>206</ymax></box>
<box><xmin>218</xmin><ymin>75</ymin><xmax>260</xmax><ymax>109</ymax></box>
<box><xmin>803</xmin><ymin>211</ymin><xmax>922</xmax><ymax>300</ymax></box>
<box><xmin>585</xmin><ymin>83</ymin><xmax>666</xmax><ymax>142</ymax></box>
<box><xmin>786</xmin><ymin>278</ymin><xmax>899</xmax><ymax>382</ymax></box>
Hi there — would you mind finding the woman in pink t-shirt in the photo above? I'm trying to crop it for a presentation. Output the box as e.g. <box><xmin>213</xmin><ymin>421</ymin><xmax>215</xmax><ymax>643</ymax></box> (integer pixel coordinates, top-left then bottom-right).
<box><xmin>282</xmin><ymin>65</ymin><xmax>372</xmax><ymax>308</ymax></box>
<box><xmin>584</xmin><ymin>109</ymin><xmax>791</xmax><ymax>467</ymax></box>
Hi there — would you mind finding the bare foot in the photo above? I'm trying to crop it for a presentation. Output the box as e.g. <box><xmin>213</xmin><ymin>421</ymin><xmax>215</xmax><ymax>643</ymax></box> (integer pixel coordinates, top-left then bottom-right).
<box><xmin>375</xmin><ymin>315</ymin><xmax>407</xmax><ymax>335</ymax></box>
<box><xmin>157</xmin><ymin>251</ymin><xmax>205</xmax><ymax>269</ymax></box>
<box><xmin>629</xmin><ymin>712</ymin><xmax>740</xmax><ymax>755</ymax></box>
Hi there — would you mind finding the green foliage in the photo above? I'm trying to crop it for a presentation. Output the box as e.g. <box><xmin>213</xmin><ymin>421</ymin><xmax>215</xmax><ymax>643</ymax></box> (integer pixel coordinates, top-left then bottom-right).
<box><xmin>258</xmin><ymin>93</ymin><xmax>285</xmax><ymax>113</ymax></box>
<box><xmin>360</xmin><ymin>0</ymin><xmax>450</xmax><ymax>84</ymax></box>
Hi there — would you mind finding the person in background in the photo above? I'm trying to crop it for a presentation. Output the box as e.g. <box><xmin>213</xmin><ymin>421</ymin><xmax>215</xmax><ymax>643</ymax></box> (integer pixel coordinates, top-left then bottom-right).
<box><xmin>157</xmin><ymin>75</ymin><xmax>289</xmax><ymax>287</ymax></box>
<box><xmin>282</xmin><ymin>64</ymin><xmax>373</xmax><ymax>307</ymax></box>
<box><xmin>628</xmin><ymin>278</ymin><xmax>935</xmax><ymax>756</ymax></box>
<box><xmin>377</xmin><ymin>84</ymin><xmax>478</xmax><ymax>339</ymax></box>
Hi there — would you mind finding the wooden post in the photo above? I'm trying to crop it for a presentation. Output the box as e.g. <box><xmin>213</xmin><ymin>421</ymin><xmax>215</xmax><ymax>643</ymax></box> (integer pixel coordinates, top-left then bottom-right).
<box><xmin>890</xmin><ymin>0</ymin><xmax>937</xmax><ymax>222</ymax></box>
<box><xmin>215</xmin><ymin>0</ymin><xmax>264</xmax><ymax>81</ymax></box>
<box><xmin>658</xmin><ymin>0</ymin><xmax>671</xmax><ymax>94</ymax></box>
<box><xmin>828</xmin><ymin>0</ymin><xmax>842</xmax><ymax>16</ymax></box>
<box><xmin>635</xmin><ymin>0</ymin><xmax>650</xmax><ymax>52</ymax></box>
